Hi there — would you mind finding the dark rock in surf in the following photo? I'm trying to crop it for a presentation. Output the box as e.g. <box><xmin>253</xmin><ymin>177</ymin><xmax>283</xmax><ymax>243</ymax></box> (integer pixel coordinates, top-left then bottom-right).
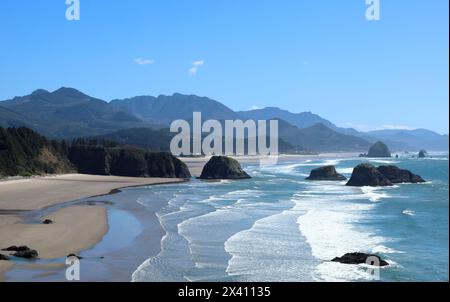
<box><xmin>0</xmin><ymin>254</ymin><xmax>10</xmax><ymax>261</ymax></box>
<box><xmin>42</xmin><ymin>219</ymin><xmax>53</xmax><ymax>224</ymax></box>
<box><xmin>418</xmin><ymin>150</ymin><xmax>427</xmax><ymax>158</ymax></box>
<box><xmin>199</xmin><ymin>156</ymin><xmax>251</xmax><ymax>180</ymax></box>
<box><xmin>332</xmin><ymin>253</ymin><xmax>389</xmax><ymax>267</ymax></box>
<box><xmin>346</xmin><ymin>163</ymin><xmax>393</xmax><ymax>187</ymax></box>
<box><xmin>306</xmin><ymin>165</ymin><xmax>347</xmax><ymax>181</ymax></box>
<box><xmin>377</xmin><ymin>165</ymin><xmax>426</xmax><ymax>184</ymax></box>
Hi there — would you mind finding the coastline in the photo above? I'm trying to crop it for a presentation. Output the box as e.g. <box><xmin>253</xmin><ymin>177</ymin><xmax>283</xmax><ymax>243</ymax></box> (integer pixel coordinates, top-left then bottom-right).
<box><xmin>0</xmin><ymin>174</ymin><xmax>188</xmax><ymax>211</ymax></box>
<box><xmin>0</xmin><ymin>154</ymin><xmax>358</xmax><ymax>281</ymax></box>
<box><xmin>0</xmin><ymin>174</ymin><xmax>189</xmax><ymax>281</ymax></box>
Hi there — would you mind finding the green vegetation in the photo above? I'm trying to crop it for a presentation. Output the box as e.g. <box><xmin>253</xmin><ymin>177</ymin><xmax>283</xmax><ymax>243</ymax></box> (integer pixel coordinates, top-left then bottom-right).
<box><xmin>0</xmin><ymin>127</ymin><xmax>73</xmax><ymax>177</ymax></box>
<box><xmin>1</xmin><ymin>127</ymin><xmax>191</xmax><ymax>179</ymax></box>
<box><xmin>68</xmin><ymin>142</ymin><xmax>191</xmax><ymax>178</ymax></box>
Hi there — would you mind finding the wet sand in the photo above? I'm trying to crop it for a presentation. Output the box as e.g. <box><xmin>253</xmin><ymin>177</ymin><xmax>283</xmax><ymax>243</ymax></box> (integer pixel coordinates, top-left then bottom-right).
<box><xmin>0</xmin><ymin>174</ymin><xmax>187</xmax><ymax>281</ymax></box>
<box><xmin>0</xmin><ymin>154</ymin><xmax>356</xmax><ymax>281</ymax></box>
<box><xmin>0</xmin><ymin>174</ymin><xmax>187</xmax><ymax>211</ymax></box>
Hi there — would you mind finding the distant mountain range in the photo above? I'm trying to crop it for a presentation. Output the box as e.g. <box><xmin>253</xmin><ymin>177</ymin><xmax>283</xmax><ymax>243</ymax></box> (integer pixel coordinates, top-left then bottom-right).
<box><xmin>238</xmin><ymin>107</ymin><xmax>336</xmax><ymax>129</ymax></box>
<box><xmin>0</xmin><ymin>87</ymin><xmax>448</xmax><ymax>152</ymax></box>
<box><xmin>275</xmin><ymin>120</ymin><xmax>371</xmax><ymax>152</ymax></box>
<box><xmin>110</xmin><ymin>94</ymin><xmax>239</xmax><ymax>125</ymax></box>
<box><xmin>0</xmin><ymin>88</ymin><xmax>149</xmax><ymax>137</ymax></box>
<box><xmin>91</xmin><ymin>127</ymin><xmax>308</xmax><ymax>154</ymax></box>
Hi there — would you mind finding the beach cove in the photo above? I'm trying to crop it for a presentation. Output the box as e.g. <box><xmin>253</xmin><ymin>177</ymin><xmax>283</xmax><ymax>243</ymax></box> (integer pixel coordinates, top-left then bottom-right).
<box><xmin>0</xmin><ymin>153</ymin><xmax>448</xmax><ymax>282</ymax></box>
<box><xmin>0</xmin><ymin>174</ymin><xmax>188</xmax><ymax>281</ymax></box>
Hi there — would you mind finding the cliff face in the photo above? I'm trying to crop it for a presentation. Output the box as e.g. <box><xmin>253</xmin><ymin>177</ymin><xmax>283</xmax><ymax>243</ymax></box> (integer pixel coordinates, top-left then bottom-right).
<box><xmin>0</xmin><ymin>127</ymin><xmax>74</xmax><ymax>177</ymax></box>
<box><xmin>68</xmin><ymin>145</ymin><xmax>191</xmax><ymax>178</ymax></box>
<box><xmin>1</xmin><ymin>126</ymin><xmax>191</xmax><ymax>179</ymax></box>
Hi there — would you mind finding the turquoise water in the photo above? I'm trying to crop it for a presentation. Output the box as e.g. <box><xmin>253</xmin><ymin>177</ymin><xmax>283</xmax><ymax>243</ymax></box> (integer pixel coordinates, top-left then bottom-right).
<box><xmin>131</xmin><ymin>154</ymin><xmax>449</xmax><ymax>282</ymax></box>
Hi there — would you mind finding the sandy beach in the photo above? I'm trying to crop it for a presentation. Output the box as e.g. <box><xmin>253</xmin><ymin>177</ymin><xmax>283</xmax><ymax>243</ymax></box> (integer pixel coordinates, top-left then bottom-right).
<box><xmin>0</xmin><ymin>206</ymin><xmax>107</xmax><ymax>281</ymax></box>
<box><xmin>0</xmin><ymin>154</ymin><xmax>355</xmax><ymax>281</ymax></box>
<box><xmin>0</xmin><ymin>174</ymin><xmax>187</xmax><ymax>211</ymax></box>
<box><xmin>0</xmin><ymin>174</ymin><xmax>188</xmax><ymax>281</ymax></box>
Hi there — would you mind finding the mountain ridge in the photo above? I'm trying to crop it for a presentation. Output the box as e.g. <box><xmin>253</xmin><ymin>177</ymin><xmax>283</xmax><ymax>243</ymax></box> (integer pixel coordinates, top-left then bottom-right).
<box><xmin>1</xmin><ymin>87</ymin><xmax>447</xmax><ymax>151</ymax></box>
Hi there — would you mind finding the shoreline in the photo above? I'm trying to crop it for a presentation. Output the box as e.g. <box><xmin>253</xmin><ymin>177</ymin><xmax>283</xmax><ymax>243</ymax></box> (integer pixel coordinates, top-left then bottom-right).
<box><xmin>1</xmin><ymin>154</ymin><xmax>359</xmax><ymax>281</ymax></box>
<box><xmin>0</xmin><ymin>174</ymin><xmax>189</xmax><ymax>211</ymax></box>
<box><xmin>0</xmin><ymin>174</ymin><xmax>190</xmax><ymax>281</ymax></box>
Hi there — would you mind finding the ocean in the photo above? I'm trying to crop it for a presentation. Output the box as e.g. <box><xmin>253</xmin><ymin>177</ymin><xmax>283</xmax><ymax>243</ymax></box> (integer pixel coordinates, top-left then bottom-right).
<box><xmin>130</xmin><ymin>154</ymin><xmax>449</xmax><ymax>282</ymax></box>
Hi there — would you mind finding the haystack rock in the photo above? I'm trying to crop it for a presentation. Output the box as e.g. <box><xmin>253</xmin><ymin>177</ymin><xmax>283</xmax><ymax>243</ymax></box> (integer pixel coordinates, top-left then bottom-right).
<box><xmin>418</xmin><ymin>150</ymin><xmax>427</xmax><ymax>158</ymax></box>
<box><xmin>367</xmin><ymin>141</ymin><xmax>391</xmax><ymax>158</ymax></box>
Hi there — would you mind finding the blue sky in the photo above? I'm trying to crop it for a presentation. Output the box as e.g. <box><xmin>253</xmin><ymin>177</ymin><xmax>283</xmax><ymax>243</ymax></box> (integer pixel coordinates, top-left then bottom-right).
<box><xmin>0</xmin><ymin>0</ymin><xmax>448</xmax><ymax>133</ymax></box>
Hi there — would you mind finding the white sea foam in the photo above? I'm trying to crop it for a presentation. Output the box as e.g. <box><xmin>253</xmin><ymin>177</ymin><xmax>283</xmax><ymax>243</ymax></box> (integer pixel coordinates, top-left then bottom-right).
<box><xmin>337</xmin><ymin>167</ymin><xmax>354</xmax><ymax>174</ymax></box>
<box><xmin>323</xmin><ymin>159</ymin><xmax>341</xmax><ymax>166</ymax></box>
<box><xmin>297</xmin><ymin>205</ymin><xmax>389</xmax><ymax>281</ymax></box>
<box><xmin>369</xmin><ymin>159</ymin><xmax>400</xmax><ymax>164</ymax></box>
<box><xmin>225</xmin><ymin>189</ymin><xmax>261</xmax><ymax>196</ymax></box>
<box><xmin>361</xmin><ymin>186</ymin><xmax>391</xmax><ymax>202</ymax></box>
<box><xmin>372</xmin><ymin>245</ymin><xmax>404</xmax><ymax>254</ymax></box>
<box><xmin>294</xmin><ymin>179</ymin><xmax>394</xmax><ymax>281</ymax></box>
<box><xmin>297</xmin><ymin>202</ymin><xmax>380</xmax><ymax>259</ymax></box>
<box><xmin>177</xmin><ymin>196</ymin><xmax>283</xmax><ymax>280</ymax></box>
<box><xmin>225</xmin><ymin>199</ymin><xmax>317</xmax><ymax>281</ymax></box>
<box><xmin>314</xmin><ymin>262</ymin><xmax>389</xmax><ymax>282</ymax></box>
<box><xmin>132</xmin><ymin>159</ymin><xmax>403</xmax><ymax>282</ymax></box>
<box><xmin>402</xmin><ymin>209</ymin><xmax>415</xmax><ymax>216</ymax></box>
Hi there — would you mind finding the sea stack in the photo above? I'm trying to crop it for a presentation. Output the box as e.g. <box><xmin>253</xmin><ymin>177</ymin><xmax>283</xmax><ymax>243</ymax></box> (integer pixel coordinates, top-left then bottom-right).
<box><xmin>306</xmin><ymin>165</ymin><xmax>347</xmax><ymax>181</ymax></box>
<box><xmin>347</xmin><ymin>164</ymin><xmax>426</xmax><ymax>187</ymax></box>
<box><xmin>418</xmin><ymin>150</ymin><xmax>427</xmax><ymax>158</ymax></box>
<box><xmin>367</xmin><ymin>141</ymin><xmax>391</xmax><ymax>158</ymax></box>
<box><xmin>199</xmin><ymin>156</ymin><xmax>251</xmax><ymax>180</ymax></box>
<box><xmin>332</xmin><ymin>253</ymin><xmax>389</xmax><ymax>267</ymax></box>
<box><xmin>346</xmin><ymin>163</ymin><xmax>393</xmax><ymax>187</ymax></box>
<box><xmin>377</xmin><ymin>165</ymin><xmax>426</xmax><ymax>184</ymax></box>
